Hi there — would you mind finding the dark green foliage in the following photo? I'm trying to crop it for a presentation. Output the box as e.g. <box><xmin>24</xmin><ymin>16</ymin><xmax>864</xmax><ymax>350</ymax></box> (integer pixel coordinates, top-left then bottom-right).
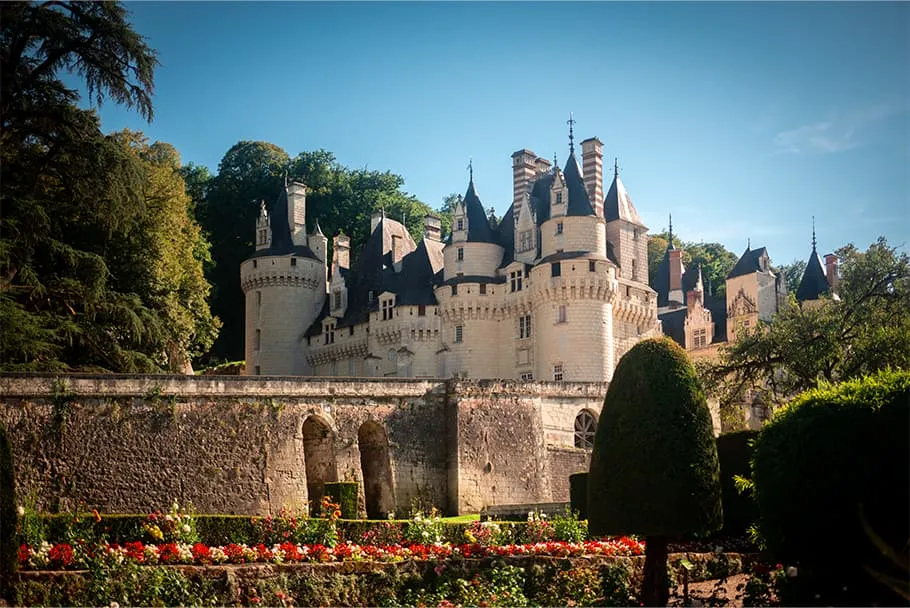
<box><xmin>0</xmin><ymin>426</ymin><xmax>16</xmax><ymax>603</ymax></box>
<box><xmin>751</xmin><ymin>369</ymin><xmax>910</xmax><ymax>604</ymax></box>
<box><xmin>588</xmin><ymin>337</ymin><xmax>722</xmax><ymax>537</ymax></box>
<box><xmin>715</xmin><ymin>430</ymin><xmax>759</xmax><ymax>536</ymax></box>
<box><xmin>325</xmin><ymin>481</ymin><xmax>359</xmax><ymax>519</ymax></box>
<box><xmin>570</xmin><ymin>472</ymin><xmax>589</xmax><ymax>521</ymax></box>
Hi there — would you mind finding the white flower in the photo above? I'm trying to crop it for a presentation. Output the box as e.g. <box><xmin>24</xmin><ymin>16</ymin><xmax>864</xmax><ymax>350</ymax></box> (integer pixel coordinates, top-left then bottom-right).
<box><xmin>182</xmin><ymin>524</ymin><xmax>191</xmax><ymax>533</ymax></box>
<box><xmin>17</xmin><ymin>505</ymin><xmax>25</xmax><ymax>517</ymax></box>
<box><xmin>110</xmin><ymin>602</ymin><xmax>120</xmax><ymax>608</ymax></box>
<box><xmin>787</xmin><ymin>566</ymin><xmax>798</xmax><ymax>578</ymax></box>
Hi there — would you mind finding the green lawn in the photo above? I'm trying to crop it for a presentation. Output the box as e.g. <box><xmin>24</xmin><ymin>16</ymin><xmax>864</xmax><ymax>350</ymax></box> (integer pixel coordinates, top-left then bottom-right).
<box><xmin>440</xmin><ymin>513</ymin><xmax>480</xmax><ymax>523</ymax></box>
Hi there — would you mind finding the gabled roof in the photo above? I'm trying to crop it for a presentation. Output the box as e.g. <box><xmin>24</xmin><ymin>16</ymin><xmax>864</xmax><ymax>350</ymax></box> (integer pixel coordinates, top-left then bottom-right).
<box><xmin>462</xmin><ymin>178</ymin><xmax>496</xmax><ymax>243</ymax></box>
<box><xmin>726</xmin><ymin>246</ymin><xmax>769</xmax><ymax>279</ymax></box>
<box><xmin>562</xmin><ymin>152</ymin><xmax>595</xmax><ymax>217</ymax></box>
<box><xmin>796</xmin><ymin>249</ymin><xmax>830</xmax><ymax>302</ymax></box>
<box><xmin>603</xmin><ymin>170</ymin><xmax>645</xmax><ymax>227</ymax></box>
<box><xmin>497</xmin><ymin>204</ymin><xmax>516</xmax><ymax>268</ymax></box>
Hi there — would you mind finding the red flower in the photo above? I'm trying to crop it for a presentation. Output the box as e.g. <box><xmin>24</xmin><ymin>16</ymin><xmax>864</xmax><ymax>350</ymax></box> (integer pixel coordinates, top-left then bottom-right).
<box><xmin>124</xmin><ymin>541</ymin><xmax>146</xmax><ymax>563</ymax></box>
<box><xmin>224</xmin><ymin>543</ymin><xmax>245</xmax><ymax>564</ymax></box>
<box><xmin>158</xmin><ymin>543</ymin><xmax>181</xmax><ymax>564</ymax></box>
<box><xmin>192</xmin><ymin>543</ymin><xmax>211</xmax><ymax>564</ymax></box>
<box><xmin>49</xmin><ymin>543</ymin><xmax>75</xmax><ymax>569</ymax></box>
<box><xmin>18</xmin><ymin>545</ymin><xmax>30</xmax><ymax>566</ymax></box>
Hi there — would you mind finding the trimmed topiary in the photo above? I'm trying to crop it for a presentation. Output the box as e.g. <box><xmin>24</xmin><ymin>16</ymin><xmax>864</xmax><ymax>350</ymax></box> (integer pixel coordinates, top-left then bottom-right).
<box><xmin>715</xmin><ymin>430</ymin><xmax>759</xmax><ymax>538</ymax></box>
<box><xmin>0</xmin><ymin>425</ymin><xmax>16</xmax><ymax>604</ymax></box>
<box><xmin>751</xmin><ymin>369</ymin><xmax>910</xmax><ymax>605</ymax></box>
<box><xmin>588</xmin><ymin>337</ymin><xmax>722</xmax><ymax>606</ymax></box>
<box><xmin>325</xmin><ymin>482</ymin><xmax>359</xmax><ymax>519</ymax></box>
<box><xmin>569</xmin><ymin>472</ymin><xmax>588</xmax><ymax>521</ymax></box>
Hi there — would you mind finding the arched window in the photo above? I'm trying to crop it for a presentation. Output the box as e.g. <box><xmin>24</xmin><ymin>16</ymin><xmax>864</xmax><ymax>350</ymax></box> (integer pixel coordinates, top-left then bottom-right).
<box><xmin>574</xmin><ymin>410</ymin><xmax>597</xmax><ymax>449</ymax></box>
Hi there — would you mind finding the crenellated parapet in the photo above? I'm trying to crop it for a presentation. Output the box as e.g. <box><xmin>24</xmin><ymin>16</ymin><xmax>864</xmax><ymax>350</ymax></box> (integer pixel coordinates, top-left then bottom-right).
<box><xmin>306</xmin><ymin>336</ymin><xmax>369</xmax><ymax>367</ymax></box>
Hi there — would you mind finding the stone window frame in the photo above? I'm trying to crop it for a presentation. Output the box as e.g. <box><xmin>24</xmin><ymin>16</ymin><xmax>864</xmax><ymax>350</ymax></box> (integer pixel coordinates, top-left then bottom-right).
<box><xmin>381</xmin><ymin>296</ymin><xmax>395</xmax><ymax>321</ymax></box>
<box><xmin>457</xmin><ymin>247</ymin><xmax>464</xmax><ymax>262</ymax></box>
<box><xmin>479</xmin><ymin>283</ymin><xmax>487</xmax><ymax>295</ymax></box>
<box><xmin>456</xmin><ymin>218</ymin><xmax>465</xmax><ymax>232</ymax></box>
<box><xmin>556</xmin><ymin>192</ymin><xmax>563</xmax><ymax>205</ymax></box>
<box><xmin>454</xmin><ymin>325</ymin><xmax>464</xmax><ymax>344</ymax></box>
<box><xmin>589</xmin><ymin>260</ymin><xmax>596</xmax><ymax>272</ymax></box>
<box><xmin>557</xmin><ymin>305</ymin><xmax>567</xmax><ymax>324</ymax></box>
<box><xmin>574</xmin><ymin>410</ymin><xmax>597</xmax><ymax>449</ymax></box>
<box><xmin>519</xmin><ymin>229</ymin><xmax>533</xmax><ymax>252</ymax></box>
<box><xmin>520</xmin><ymin>371</ymin><xmax>534</xmax><ymax>381</ymax></box>
<box><xmin>552</xmin><ymin>262</ymin><xmax>561</xmax><ymax>278</ymax></box>
<box><xmin>556</xmin><ymin>221</ymin><xmax>564</xmax><ymax>235</ymax></box>
<box><xmin>324</xmin><ymin>320</ymin><xmax>336</xmax><ymax>345</ymax></box>
<box><xmin>693</xmin><ymin>328</ymin><xmax>708</xmax><ymax>348</ymax></box>
<box><xmin>333</xmin><ymin>290</ymin><xmax>343</xmax><ymax>311</ymax></box>
<box><xmin>519</xmin><ymin>314</ymin><xmax>532</xmax><ymax>339</ymax></box>
<box><xmin>553</xmin><ymin>363</ymin><xmax>564</xmax><ymax>382</ymax></box>
<box><xmin>510</xmin><ymin>270</ymin><xmax>523</xmax><ymax>293</ymax></box>
<box><xmin>418</xmin><ymin>304</ymin><xmax>426</xmax><ymax>316</ymax></box>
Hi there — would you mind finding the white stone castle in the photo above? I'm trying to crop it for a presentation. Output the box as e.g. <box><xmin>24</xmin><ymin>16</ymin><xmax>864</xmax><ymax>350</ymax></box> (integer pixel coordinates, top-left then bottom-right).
<box><xmin>241</xmin><ymin>124</ymin><xmax>667</xmax><ymax>381</ymax></box>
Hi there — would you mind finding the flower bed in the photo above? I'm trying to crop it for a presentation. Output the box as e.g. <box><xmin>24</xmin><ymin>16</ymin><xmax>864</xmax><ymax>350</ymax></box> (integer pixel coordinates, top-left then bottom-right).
<box><xmin>18</xmin><ymin>537</ymin><xmax>645</xmax><ymax>570</ymax></box>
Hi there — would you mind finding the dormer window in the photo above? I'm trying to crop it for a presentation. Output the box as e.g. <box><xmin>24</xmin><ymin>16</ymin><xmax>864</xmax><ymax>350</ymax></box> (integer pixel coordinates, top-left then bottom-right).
<box><xmin>456</xmin><ymin>218</ymin><xmax>464</xmax><ymax>231</ymax></box>
<box><xmin>324</xmin><ymin>321</ymin><xmax>335</xmax><ymax>345</ymax></box>
<box><xmin>333</xmin><ymin>290</ymin><xmax>343</xmax><ymax>310</ymax></box>
<box><xmin>381</xmin><ymin>296</ymin><xmax>395</xmax><ymax>321</ymax></box>
<box><xmin>556</xmin><ymin>192</ymin><xmax>563</xmax><ymax>204</ymax></box>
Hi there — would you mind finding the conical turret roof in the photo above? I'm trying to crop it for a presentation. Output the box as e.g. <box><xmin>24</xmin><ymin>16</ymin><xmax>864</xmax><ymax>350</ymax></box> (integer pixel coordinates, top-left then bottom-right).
<box><xmin>796</xmin><ymin>249</ymin><xmax>830</xmax><ymax>302</ymax></box>
<box><xmin>603</xmin><ymin>162</ymin><xmax>645</xmax><ymax>226</ymax></box>
<box><xmin>462</xmin><ymin>177</ymin><xmax>495</xmax><ymax>243</ymax></box>
<box><xmin>562</xmin><ymin>152</ymin><xmax>595</xmax><ymax>217</ymax></box>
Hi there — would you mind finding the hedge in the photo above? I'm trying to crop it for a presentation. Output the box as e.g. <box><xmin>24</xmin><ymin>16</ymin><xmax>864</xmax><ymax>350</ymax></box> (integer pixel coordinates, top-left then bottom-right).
<box><xmin>569</xmin><ymin>472</ymin><xmax>588</xmax><ymax>521</ymax></box>
<box><xmin>324</xmin><ymin>481</ymin><xmax>358</xmax><ymax>519</ymax></box>
<box><xmin>0</xmin><ymin>425</ymin><xmax>16</xmax><ymax>604</ymax></box>
<box><xmin>751</xmin><ymin>369</ymin><xmax>910</xmax><ymax>605</ymax></box>
<box><xmin>715</xmin><ymin>430</ymin><xmax>758</xmax><ymax>537</ymax></box>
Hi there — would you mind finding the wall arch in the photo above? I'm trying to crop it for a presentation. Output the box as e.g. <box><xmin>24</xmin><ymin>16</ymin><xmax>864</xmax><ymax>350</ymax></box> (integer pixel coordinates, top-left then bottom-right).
<box><xmin>358</xmin><ymin>421</ymin><xmax>395</xmax><ymax>519</ymax></box>
<box><xmin>574</xmin><ymin>409</ymin><xmax>598</xmax><ymax>450</ymax></box>
<box><xmin>302</xmin><ymin>415</ymin><xmax>338</xmax><ymax>512</ymax></box>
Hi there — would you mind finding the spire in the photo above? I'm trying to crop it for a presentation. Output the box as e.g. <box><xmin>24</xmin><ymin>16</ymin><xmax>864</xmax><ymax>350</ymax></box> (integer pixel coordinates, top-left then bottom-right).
<box><xmin>467</xmin><ymin>157</ymin><xmax>473</xmax><ymax>184</ymax></box>
<box><xmin>567</xmin><ymin>112</ymin><xmax>576</xmax><ymax>154</ymax></box>
<box><xmin>553</xmin><ymin>152</ymin><xmax>558</xmax><ymax>171</ymax></box>
<box><xmin>614</xmin><ymin>157</ymin><xmax>619</xmax><ymax>178</ymax></box>
<box><xmin>696</xmin><ymin>264</ymin><xmax>704</xmax><ymax>292</ymax></box>
<box><xmin>747</xmin><ymin>237</ymin><xmax>751</xmax><ymax>250</ymax></box>
<box><xmin>667</xmin><ymin>214</ymin><xmax>675</xmax><ymax>251</ymax></box>
<box><xmin>811</xmin><ymin>216</ymin><xmax>817</xmax><ymax>251</ymax></box>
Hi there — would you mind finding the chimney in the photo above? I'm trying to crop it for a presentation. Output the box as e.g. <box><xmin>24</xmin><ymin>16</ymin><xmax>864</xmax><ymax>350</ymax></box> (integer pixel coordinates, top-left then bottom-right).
<box><xmin>534</xmin><ymin>156</ymin><xmax>552</xmax><ymax>175</ymax></box>
<box><xmin>687</xmin><ymin>289</ymin><xmax>701</xmax><ymax>313</ymax></box>
<box><xmin>824</xmin><ymin>253</ymin><xmax>839</xmax><ymax>291</ymax></box>
<box><xmin>511</xmin><ymin>149</ymin><xmax>536</xmax><ymax>219</ymax></box>
<box><xmin>391</xmin><ymin>234</ymin><xmax>402</xmax><ymax>266</ymax></box>
<box><xmin>287</xmin><ymin>182</ymin><xmax>307</xmax><ymax>246</ymax></box>
<box><xmin>668</xmin><ymin>249</ymin><xmax>683</xmax><ymax>304</ymax></box>
<box><xmin>581</xmin><ymin>137</ymin><xmax>603</xmax><ymax>217</ymax></box>
<box><xmin>332</xmin><ymin>234</ymin><xmax>350</xmax><ymax>270</ymax></box>
<box><xmin>370</xmin><ymin>209</ymin><xmax>384</xmax><ymax>233</ymax></box>
<box><xmin>424</xmin><ymin>214</ymin><xmax>441</xmax><ymax>241</ymax></box>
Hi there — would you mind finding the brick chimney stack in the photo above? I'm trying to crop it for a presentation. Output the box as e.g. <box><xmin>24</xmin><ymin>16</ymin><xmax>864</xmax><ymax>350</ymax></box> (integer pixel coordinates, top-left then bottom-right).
<box><xmin>669</xmin><ymin>249</ymin><xmax>684</xmax><ymax>305</ymax></box>
<box><xmin>332</xmin><ymin>234</ymin><xmax>350</xmax><ymax>270</ymax></box>
<box><xmin>824</xmin><ymin>253</ymin><xmax>839</xmax><ymax>291</ymax></box>
<box><xmin>511</xmin><ymin>149</ymin><xmax>537</xmax><ymax>218</ymax></box>
<box><xmin>424</xmin><ymin>214</ymin><xmax>442</xmax><ymax>242</ymax></box>
<box><xmin>581</xmin><ymin>137</ymin><xmax>603</xmax><ymax>216</ymax></box>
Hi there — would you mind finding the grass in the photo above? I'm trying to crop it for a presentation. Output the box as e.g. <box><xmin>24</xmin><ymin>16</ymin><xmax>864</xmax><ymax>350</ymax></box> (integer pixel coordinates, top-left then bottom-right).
<box><xmin>440</xmin><ymin>513</ymin><xmax>480</xmax><ymax>523</ymax></box>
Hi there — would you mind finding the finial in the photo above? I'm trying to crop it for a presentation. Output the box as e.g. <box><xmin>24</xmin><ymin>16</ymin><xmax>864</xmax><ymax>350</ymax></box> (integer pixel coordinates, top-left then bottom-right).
<box><xmin>811</xmin><ymin>216</ymin><xmax>817</xmax><ymax>251</ymax></box>
<box><xmin>553</xmin><ymin>152</ymin><xmax>558</xmax><ymax>171</ymax></box>
<box><xmin>467</xmin><ymin>158</ymin><xmax>473</xmax><ymax>183</ymax></box>
<box><xmin>567</xmin><ymin>112</ymin><xmax>576</xmax><ymax>153</ymax></box>
<box><xmin>613</xmin><ymin>157</ymin><xmax>619</xmax><ymax>178</ymax></box>
<box><xmin>283</xmin><ymin>169</ymin><xmax>288</xmax><ymax>189</ymax></box>
<box><xmin>669</xmin><ymin>213</ymin><xmax>673</xmax><ymax>242</ymax></box>
<box><xmin>747</xmin><ymin>238</ymin><xmax>751</xmax><ymax>250</ymax></box>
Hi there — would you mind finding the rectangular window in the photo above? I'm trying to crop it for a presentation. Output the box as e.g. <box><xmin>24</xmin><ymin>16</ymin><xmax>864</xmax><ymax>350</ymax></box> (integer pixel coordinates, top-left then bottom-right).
<box><xmin>631</xmin><ymin>258</ymin><xmax>637</xmax><ymax>278</ymax></box>
<box><xmin>454</xmin><ymin>325</ymin><xmax>463</xmax><ymax>343</ymax></box>
<box><xmin>520</xmin><ymin>372</ymin><xmax>534</xmax><ymax>381</ymax></box>
<box><xmin>418</xmin><ymin>304</ymin><xmax>426</xmax><ymax>316</ymax></box>
<box><xmin>479</xmin><ymin>284</ymin><xmax>487</xmax><ymax>295</ymax></box>
<box><xmin>510</xmin><ymin>271</ymin><xmax>523</xmax><ymax>292</ymax></box>
<box><xmin>291</xmin><ymin>257</ymin><xmax>297</xmax><ymax>267</ymax></box>
<box><xmin>324</xmin><ymin>324</ymin><xmax>335</xmax><ymax>345</ymax></box>
<box><xmin>556</xmin><ymin>222</ymin><xmax>563</xmax><ymax>235</ymax></box>
<box><xmin>557</xmin><ymin>305</ymin><xmax>567</xmax><ymax>324</ymax></box>
<box><xmin>253</xmin><ymin>260</ymin><xmax>257</xmax><ymax>268</ymax></box>
<box><xmin>349</xmin><ymin>326</ymin><xmax>354</xmax><ymax>336</ymax></box>
<box><xmin>556</xmin><ymin>192</ymin><xmax>563</xmax><ymax>204</ymax></box>
<box><xmin>633</xmin><ymin>229</ymin><xmax>640</xmax><ymax>242</ymax></box>
<box><xmin>451</xmin><ymin>285</ymin><xmax>458</xmax><ymax>296</ymax></box>
<box><xmin>694</xmin><ymin>328</ymin><xmax>707</xmax><ymax>348</ymax></box>
<box><xmin>519</xmin><ymin>314</ymin><xmax>532</xmax><ymax>339</ymax></box>
<box><xmin>519</xmin><ymin>230</ymin><xmax>532</xmax><ymax>252</ymax></box>
<box><xmin>457</xmin><ymin>247</ymin><xmax>464</xmax><ymax>262</ymax></box>
<box><xmin>589</xmin><ymin>260</ymin><xmax>596</xmax><ymax>272</ymax></box>
<box><xmin>552</xmin><ymin>262</ymin><xmax>561</xmax><ymax>277</ymax></box>
<box><xmin>553</xmin><ymin>364</ymin><xmax>564</xmax><ymax>382</ymax></box>
<box><xmin>333</xmin><ymin>291</ymin><xmax>343</xmax><ymax>310</ymax></box>
<box><xmin>456</xmin><ymin>218</ymin><xmax>464</xmax><ymax>231</ymax></box>
<box><xmin>381</xmin><ymin>299</ymin><xmax>394</xmax><ymax>321</ymax></box>
<box><xmin>255</xmin><ymin>329</ymin><xmax>261</xmax><ymax>351</ymax></box>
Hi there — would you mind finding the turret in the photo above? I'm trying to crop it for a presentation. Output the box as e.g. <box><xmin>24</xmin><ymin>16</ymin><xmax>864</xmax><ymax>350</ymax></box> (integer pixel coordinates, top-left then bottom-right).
<box><xmin>443</xmin><ymin>168</ymin><xmax>503</xmax><ymax>281</ymax></box>
<box><xmin>604</xmin><ymin>159</ymin><xmax>648</xmax><ymax>283</ymax></box>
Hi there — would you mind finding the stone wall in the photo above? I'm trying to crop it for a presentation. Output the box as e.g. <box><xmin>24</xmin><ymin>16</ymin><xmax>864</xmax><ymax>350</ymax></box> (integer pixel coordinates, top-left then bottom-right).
<box><xmin>0</xmin><ymin>374</ymin><xmax>606</xmax><ymax>516</ymax></box>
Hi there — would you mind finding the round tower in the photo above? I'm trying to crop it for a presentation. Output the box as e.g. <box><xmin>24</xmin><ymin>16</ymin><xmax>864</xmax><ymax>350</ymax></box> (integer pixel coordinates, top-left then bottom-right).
<box><xmin>240</xmin><ymin>182</ymin><xmax>327</xmax><ymax>376</ymax></box>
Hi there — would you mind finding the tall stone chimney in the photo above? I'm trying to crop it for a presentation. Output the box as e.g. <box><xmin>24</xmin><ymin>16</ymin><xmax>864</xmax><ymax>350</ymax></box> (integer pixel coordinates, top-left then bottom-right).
<box><xmin>424</xmin><ymin>214</ymin><xmax>442</xmax><ymax>241</ymax></box>
<box><xmin>371</xmin><ymin>209</ymin><xmax>384</xmax><ymax>233</ymax></box>
<box><xmin>287</xmin><ymin>182</ymin><xmax>308</xmax><ymax>246</ymax></box>
<box><xmin>332</xmin><ymin>234</ymin><xmax>350</xmax><ymax>270</ymax></box>
<box><xmin>824</xmin><ymin>253</ymin><xmax>839</xmax><ymax>292</ymax></box>
<box><xmin>534</xmin><ymin>156</ymin><xmax>552</xmax><ymax>175</ymax></box>
<box><xmin>669</xmin><ymin>249</ymin><xmax>683</xmax><ymax>305</ymax></box>
<box><xmin>581</xmin><ymin>137</ymin><xmax>603</xmax><ymax>216</ymax></box>
<box><xmin>511</xmin><ymin>149</ymin><xmax>537</xmax><ymax>218</ymax></box>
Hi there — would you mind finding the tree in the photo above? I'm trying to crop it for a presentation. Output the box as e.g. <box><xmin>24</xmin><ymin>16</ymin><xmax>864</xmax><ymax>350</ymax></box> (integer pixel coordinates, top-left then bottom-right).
<box><xmin>703</xmin><ymin>237</ymin><xmax>910</xmax><ymax>416</ymax></box>
<box><xmin>775</xmin><ymin>259</ymin><xmax>807</xmax><ymax>295</ymax></box>
<box><xmin>648</xmin><ymin>232</ymin><xmax>737</xmax><ymax>297</ymax></box>
<box><xmin>588</xmin><ymin>337</ymin><xmax>722</xmax><ymax>606</ymax></box>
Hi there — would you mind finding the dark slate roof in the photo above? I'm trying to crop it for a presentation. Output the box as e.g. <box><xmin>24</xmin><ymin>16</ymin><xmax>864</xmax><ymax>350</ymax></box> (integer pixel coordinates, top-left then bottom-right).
<box><xmin>562</xmin><ymin>152</ymin><xmax>595</xmax><ymax>217</ymax></box>
<box><xmin>704</xmin><ymin>294</ymin><xmax>727</xmax><ymax>343</ymax></box>
<box><xmin>539</xmin><ymin>250</ymin><xmax>609</xmax><ymax>264</ymax></box>
<box><xmin>441</xmin><ymin>274</ymin><xmax>508</xmax><ymax>286</ymax></box>
<box><xmin>530</xmin><ymin>173</ymin><xmax>555</xmax><ymax>226</ymax></box>
<box><xmin>248</xmin><ymin>186</ymin><xmax>319</xmax><ymax>260</ymax></box>
<box><xmin>497</xmin><ymin>204</ymin><xmax>516</xmax><ymax>268</ymax></box>
<box><xmin>726</xmin><ymin>246</ymin><xmax>769</xmax><ymax>279</ymax></box>
<box><xmin>796</xmin><ymin>249</ymin><xmax>830</xmax><ymax>302</ymax></box>
<box><xmin>603</xmin><ymin>173</ymin><xmax>645</xmax><ymax>226</ymax></box>
<box><xmin>463</xmin><ymin>179</ymin><xmax>496</xmax><ymax>243</ymax></box>
<box><xmin>653</xmin><ymin>247</ymin><xmax>674</xmax><ymax>306</ymax></box>
<box><xmin>659</xmin><ymin>308</ymin><xmax>688</xmax><ymax>348</ymax></box>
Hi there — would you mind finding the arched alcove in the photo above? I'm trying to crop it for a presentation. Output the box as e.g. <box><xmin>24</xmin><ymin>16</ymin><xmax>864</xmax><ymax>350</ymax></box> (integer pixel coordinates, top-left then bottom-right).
<box><xmin>358</xmin><ymin>421</ymin><xmax>395</xmax><ymax>519</ymax></box>
<box><xmin>574</xmin><ymin>409</ymin><xmax>598</xmax><ymax>450</ymax></box>
<box><xmin>302</xmin><ymin>415</ymin><xmax>338</xmax><ymax>513</ymax></box>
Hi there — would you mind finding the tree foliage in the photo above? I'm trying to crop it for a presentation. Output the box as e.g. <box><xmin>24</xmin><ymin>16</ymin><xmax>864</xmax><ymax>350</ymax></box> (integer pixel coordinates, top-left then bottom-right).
<box><xmin>703</xmin><ymin>237</ymin><xmax>910</xmax><ymax>412</ymax></box>
<box><xmin>648</xmin><ymin>232</ymin><xmax>737</xmax><ymax>297</ymax></box>
<box><xmin>1</xmin><ymin>1</ymin><xmax>216</xmax><ymax>372</ymax></box>
<box><xmin>775</xmin><ymin>258</ymin><xmax>806</xmax><ymax>295</ymax></box>
<box><xmin>195</xmin><ymin>144</ymin><xmax>440</xmax><ymax>363</ymax></box>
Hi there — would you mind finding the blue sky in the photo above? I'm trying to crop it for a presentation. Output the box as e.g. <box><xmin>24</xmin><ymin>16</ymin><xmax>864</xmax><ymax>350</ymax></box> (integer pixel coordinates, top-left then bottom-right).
<box><xmin>82</xmin><ymin>1</ymin><xmax>908</xmax><ymax>267</ymax></box>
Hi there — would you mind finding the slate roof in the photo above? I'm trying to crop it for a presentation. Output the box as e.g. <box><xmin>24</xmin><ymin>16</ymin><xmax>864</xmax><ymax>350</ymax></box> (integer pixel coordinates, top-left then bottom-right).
<box><xmin>562</xmin><ymin>152</ymin><xmax>595</xmax><ymax>217</ymax></box>
<box><xmin>248</xmin><ymin>186</ymin><xmax>319</xmax><ymax>260</ymax></box>
<box><xmin>463</xmin><ymin>178</ymin><xmax>496</xmax><ymax>243</ymax></box>
<box><xmin>658</xmin><ymin>308</ymin><xmax>688</xmax><ymax>347</ymax></box>
<box><xmin>603</xmin><ymin>171</ymin><xmax>645</xmax><ymax>226</ymax></box>
<box><xmin>727</xmin><ymin>246</ymin><xmax>770</xmax><ymax>279</ymax></box>
<box><xmin>796</xmin><ymin>249</ymin><xmax>830</xmax><ymax>302</ymax></box>
<box><xmin>497</xmin><ymin>204</ymin><xmax>516</xmax><ymax>268</ymax></box>
<box><xmin>704</xmin><ymin>294</ymin><xmax>727</xmax><ymax>343</ymax></box>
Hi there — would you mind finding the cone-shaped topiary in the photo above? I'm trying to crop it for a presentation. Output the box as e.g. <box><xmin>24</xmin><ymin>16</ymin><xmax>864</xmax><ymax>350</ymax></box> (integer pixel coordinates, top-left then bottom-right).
<box><xmin>588</xmin><ymin>337</ymin><xmax>722</xmax><ymax>605</ymax></box>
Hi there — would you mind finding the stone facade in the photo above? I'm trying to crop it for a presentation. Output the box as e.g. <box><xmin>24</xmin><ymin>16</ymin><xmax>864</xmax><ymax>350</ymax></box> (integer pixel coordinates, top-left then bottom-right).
<box><xmin>243</xmin><ymin>128</ymin><xmax>661</xmax><ymax>382</ymax></box>
<box><xmin>0</xmin><ymin>374</ymin><xmax>604</xmax><ymax>516</ymax></box>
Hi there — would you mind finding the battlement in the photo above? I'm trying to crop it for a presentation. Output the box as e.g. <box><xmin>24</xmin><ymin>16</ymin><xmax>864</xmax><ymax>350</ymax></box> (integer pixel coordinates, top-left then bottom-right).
<box><xmin>240</xmin><ymin>254</ymin><xmax>326</xmax><ymax>293</ymax></box>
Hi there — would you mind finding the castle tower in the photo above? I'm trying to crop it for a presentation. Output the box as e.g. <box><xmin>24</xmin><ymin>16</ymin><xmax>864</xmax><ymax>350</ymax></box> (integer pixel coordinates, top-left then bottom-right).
<box><xmin>603</xmin><ymin>159</ymin><xmax>649</xmax><ymax>284</ymax></box>
<box><xmin>240</xmin><ymin>182</ymin><xmax>327</xmax><ymax>376</ymax></box>
<box><xmin>796</xmin><ymin>220</ymin><xmax>836</xmax><ymax>308</ymax></box>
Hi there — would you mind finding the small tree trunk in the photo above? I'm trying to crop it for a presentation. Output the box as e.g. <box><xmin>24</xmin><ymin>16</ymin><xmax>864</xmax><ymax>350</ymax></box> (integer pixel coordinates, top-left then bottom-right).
<box><xmin>641</xmin><ymin>534</ymin><xmax>669</xmax><ymax>606</ymax></box>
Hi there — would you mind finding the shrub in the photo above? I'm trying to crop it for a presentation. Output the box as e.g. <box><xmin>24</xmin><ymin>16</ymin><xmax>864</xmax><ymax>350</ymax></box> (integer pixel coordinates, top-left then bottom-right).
<box><xmin>324</xmin><ymin>481</ymin><xmax>358</xmax><ymax>519</ymax></box>
<box><xmin>751</xmin><ymin>369</ymin><xmax>910</xmax><ymax>605</ymax></box>
<box><xmin>569</xmin><ymin>472</ymin><xmax>588</xmax><ymax>521</ymax></box>
<box><xmin>588</xmin><ymin>337</ymin><xmax>722</xmax><ymax>606</ymax></box>
<box><xmin>715</xmin><ymin>430</ymin><xmax>759</xmax><ymax>537</ymax></box>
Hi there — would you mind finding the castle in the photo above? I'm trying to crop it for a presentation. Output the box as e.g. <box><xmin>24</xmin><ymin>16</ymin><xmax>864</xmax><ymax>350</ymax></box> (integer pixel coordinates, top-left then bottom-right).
<box><xmin>241</xmin><ymin>127</ymin><xmax>662</xmax><ymax>381</ymax></box>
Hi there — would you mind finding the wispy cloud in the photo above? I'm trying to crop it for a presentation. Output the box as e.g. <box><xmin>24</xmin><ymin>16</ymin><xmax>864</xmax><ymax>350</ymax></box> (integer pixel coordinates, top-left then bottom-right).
<box><xmin>772</xmin><ymin>103</ymin><xmax>902</xmax><ymax>155</ymax></box>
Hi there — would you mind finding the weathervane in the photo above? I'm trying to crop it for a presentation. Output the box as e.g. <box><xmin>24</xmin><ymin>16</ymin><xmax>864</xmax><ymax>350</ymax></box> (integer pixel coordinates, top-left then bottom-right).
<box><xmin>811</xmin><ymin>216</ymin><xmax>817</xmax><ymax>251</ymax></box>
<box><xmin>614</xmin><ymin>157</ymin><xmax>619</xmax><ymax>178</ymax></box>
<box><xmin>567</xmin><ymin>112</ymin><xmax>576</xmax><ymax>153</ymax></box>
<box><xmin>467</xmin><ymin>158</ymin><xmax>473</xmax><ymax>182</ymax></box>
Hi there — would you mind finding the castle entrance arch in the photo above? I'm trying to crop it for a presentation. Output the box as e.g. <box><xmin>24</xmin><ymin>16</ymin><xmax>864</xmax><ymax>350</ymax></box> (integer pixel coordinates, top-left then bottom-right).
<box><xmin>302</xmin><ymin>415</ymin><xmax>338</xmax><ymax>513</ymax></box>
<box><xmin>358</xmin><ymin>421</ymin><xmax>395</xmax><ymax>519</ymax></box>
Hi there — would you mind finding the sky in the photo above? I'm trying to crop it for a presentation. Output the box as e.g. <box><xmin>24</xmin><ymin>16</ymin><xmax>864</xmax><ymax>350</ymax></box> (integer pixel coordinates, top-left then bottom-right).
<box><xmin>79</xmin><ymin>1</ymin><xmax>909</xmax><ymax>267</ymax></box>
